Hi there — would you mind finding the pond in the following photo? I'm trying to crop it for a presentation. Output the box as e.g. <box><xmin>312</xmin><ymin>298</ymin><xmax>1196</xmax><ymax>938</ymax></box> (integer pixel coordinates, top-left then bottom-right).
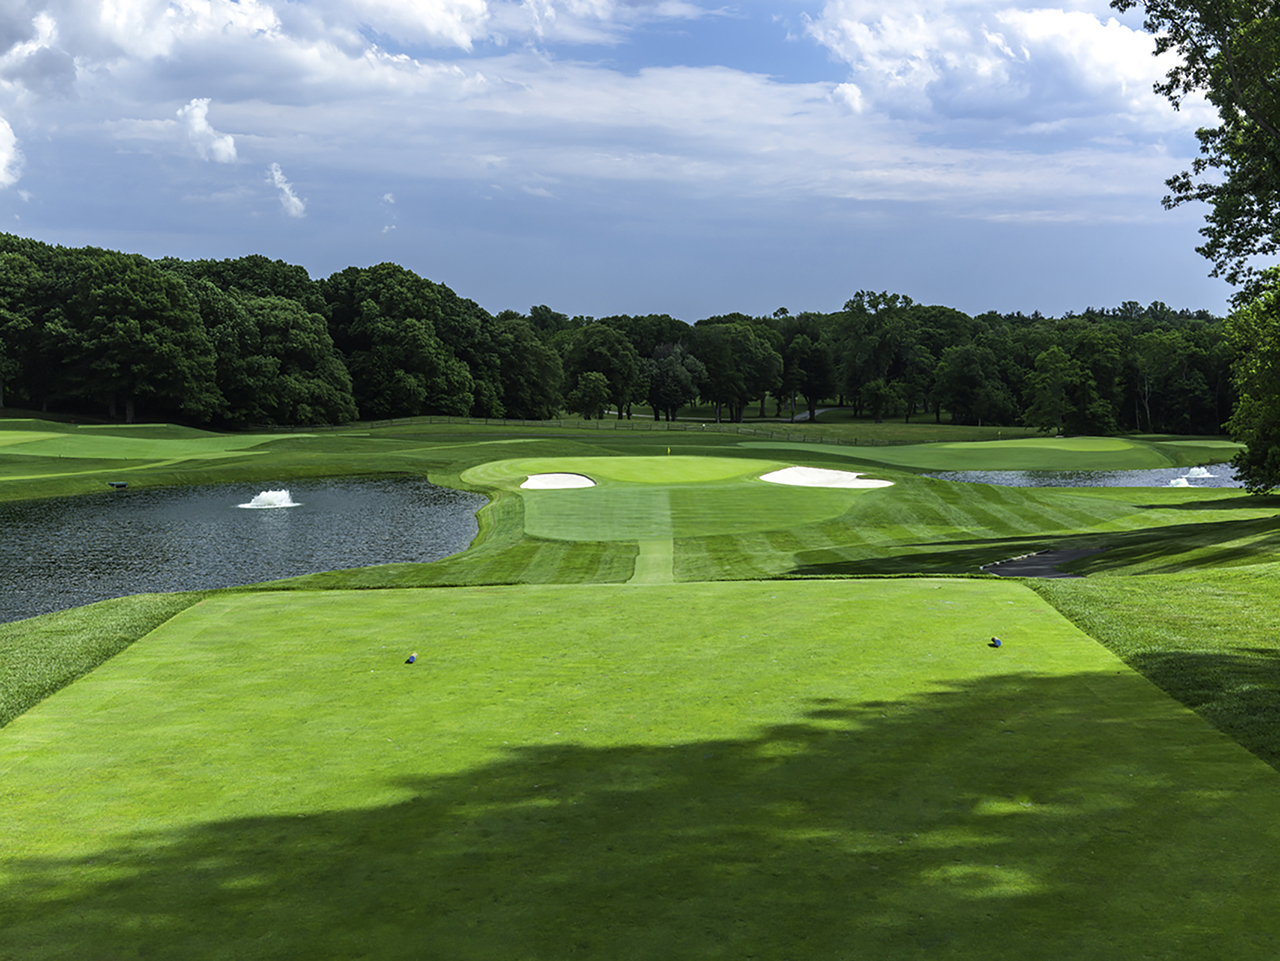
<box><xmin>0</xmin><ymin>476</ymin><xmax>486</xmax><ymax>624</ymax></box>
<box><xmin>922</xmin><ymin>465</ymin><xmax>1242</xmax><ymax>488</ymax></box>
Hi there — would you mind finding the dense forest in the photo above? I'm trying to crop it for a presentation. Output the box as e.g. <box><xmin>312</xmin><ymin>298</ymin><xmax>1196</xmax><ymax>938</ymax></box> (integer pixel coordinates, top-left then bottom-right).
<box><xmin>0</xmin><ymin>232</ymin><xmax>1232</xmax><ymax>435</ymax></box>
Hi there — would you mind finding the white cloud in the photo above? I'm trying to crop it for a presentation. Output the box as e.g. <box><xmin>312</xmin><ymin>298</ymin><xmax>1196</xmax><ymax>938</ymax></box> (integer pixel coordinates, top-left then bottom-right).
<box><xmin>0</xmin><ymin>11</ymin><xmax>76</xmax><ymax>98</ymax></box>
<box><xmin>267</xmin><ymin>162</ymin><xmax>306</xmax><ymax>217</ymax></box>
<box><xmin>176</xmin><ymin>97</ymin><xmax>236</xmax><ymax>162</ymax></box>
<box><xmin>0</xmin><ymin>116</ymin><xmax>23</xmax><ymax>188</ymax></box>
<box><xmin>805</xmin><ymin>0</ymin><xmax>1205</xmax><ymax>138</ymax></box>
<box><xmin>348</xmin><ymin>0</ymin><xmax>491</xmax><ymax>50</ymax></box>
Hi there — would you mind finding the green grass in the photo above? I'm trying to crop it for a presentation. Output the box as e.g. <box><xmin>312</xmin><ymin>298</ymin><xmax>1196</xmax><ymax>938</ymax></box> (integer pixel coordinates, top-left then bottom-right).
<box><xmin>1029</xmin><ymin>565</ymin><xmax>1280</xmax><ymax>767</ymax></box>
<box><xmin>0</xmin><ymin>592</ymin><xmax>209</xmax><ymax>727</ymax></box>
<box><xmin>5</xmin><ymin>581</ymin><xmax>1280</xmax><ymax>959</ymax></box>
<box><xmin>3</xmin><ymin>418</ymin><xmax>1280</xmax><ymax>958</ymax></box>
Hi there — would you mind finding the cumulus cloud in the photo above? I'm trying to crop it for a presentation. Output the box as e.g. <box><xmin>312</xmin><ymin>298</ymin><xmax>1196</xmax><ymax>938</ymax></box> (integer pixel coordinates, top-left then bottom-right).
<box><xmin>805</xmin><ymin>0</ymin><xmax>1200</xmax><ymax>138</ymax></box>
<box><xmin>0</xmin><ymin>11</ymin><xmax>76</xmax><ymax>97</ymax></box>
<box><xmin>267</xmin><ymin>162</ymin><xmax>306</xmax><ymax>217</ymax></box>
<box><xmin>177</xmin><ymin>98</ymin><xmax>236</xmax><ymax>162</ymax></box>
<box><xmin>0</xmin><ymin>116</ymin><xmax>22</xmax><ymax>188</ymax></box>
<box><xmin>348</xmin><ymin>0</ymin><xmax>492</xmax><ymax>49</ymax></box>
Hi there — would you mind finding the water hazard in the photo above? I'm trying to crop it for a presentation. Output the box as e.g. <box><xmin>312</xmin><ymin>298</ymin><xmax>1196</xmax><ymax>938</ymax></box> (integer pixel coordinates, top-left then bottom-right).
<box><xmin>0</xmin><ymin>476</ymin><xmax>485</xmax><ymax>623</ymax></box>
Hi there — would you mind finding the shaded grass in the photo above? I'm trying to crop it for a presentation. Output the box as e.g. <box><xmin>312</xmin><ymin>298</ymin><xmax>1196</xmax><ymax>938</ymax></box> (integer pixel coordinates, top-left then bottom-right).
<box><xmin>1029</xmin><ymin>565</ymin><xmax>1280</xmax><ymax>768</ymax></box>
<box><xmin>0</xmin><ymin>592</ymin><xmax>208</xmax><ymax>727</ymax></box>
<box><xmin>5</xmin><ymin>582</ymin><xmax>1280</xmax><ymax>959</ymax></box>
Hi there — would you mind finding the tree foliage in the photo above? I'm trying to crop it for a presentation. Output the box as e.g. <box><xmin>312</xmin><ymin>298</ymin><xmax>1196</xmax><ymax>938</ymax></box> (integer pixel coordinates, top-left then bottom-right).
<box><xmin>1113</xmin><ymin>0</ymin><xmax>1280</xmax><ymax>301</ymax></box>
<box><xmin>0</xmin><ymin>233</ymin><xmax>1235</xmax><ymax>437</ymax></box>
<box><xmin>1225</xmin><ymin>272</ymin><xmax>1280</xmax><ymax>492</ymax></box>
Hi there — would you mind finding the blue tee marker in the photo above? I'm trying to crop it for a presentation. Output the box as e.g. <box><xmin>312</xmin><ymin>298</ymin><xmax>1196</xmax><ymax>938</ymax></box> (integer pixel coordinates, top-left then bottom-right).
<box><xmin>405</xmin><ymin>652</ymin><xmax>417</xmax><ymax>664</ymax></box>
<box><xmin>989</xmin><ymin>637</ymin><xmax>1002</xmax><ymax>648</ymax></box>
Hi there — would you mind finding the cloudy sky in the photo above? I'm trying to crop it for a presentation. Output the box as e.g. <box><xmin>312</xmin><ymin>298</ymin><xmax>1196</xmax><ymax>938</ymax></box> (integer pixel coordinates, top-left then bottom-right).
<box><xmin>0</xmin><ymin>0</ymin><xmax>1230</xmax><ymax>319</ymax></box>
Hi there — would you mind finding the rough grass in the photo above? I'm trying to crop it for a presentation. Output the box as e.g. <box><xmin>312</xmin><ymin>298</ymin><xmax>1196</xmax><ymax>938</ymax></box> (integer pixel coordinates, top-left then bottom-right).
<box><xmin>0</xmin><ymin>591</ymin><xmax>208</xmax><ymax>727</ymax></box>
<box><xmin>1029</xmin><ymin>564</ymin><xmax>1280</xmax><ymax>768</ymax></box>
<box><xmin>5</xmin><ymin>582</ymin><xmax>1280</xmax><ymax>960</ymax></box>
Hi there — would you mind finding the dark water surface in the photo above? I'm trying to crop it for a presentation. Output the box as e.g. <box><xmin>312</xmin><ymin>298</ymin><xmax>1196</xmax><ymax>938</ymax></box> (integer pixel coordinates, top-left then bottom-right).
<box><xmin>0</xmin><ymin>477</ymin><xmax>485</xmax><ymax>623</ymax></box>
<box><xmin>922</xmin><ymin>466</ymin><xmax>1242</xmax><ymax>488</ymax></box>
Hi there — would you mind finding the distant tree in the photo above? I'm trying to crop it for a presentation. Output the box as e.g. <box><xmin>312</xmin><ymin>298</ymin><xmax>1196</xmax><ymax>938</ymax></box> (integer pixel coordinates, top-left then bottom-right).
<box><xmin>64</xmin><ymin>253</ymin><xmax>220</xmax><ymax>423</ymax></box>
<box><xmin>934</xmin><ymin>344</ymin><xmax>1018</xmax><ymax>426</ymax></box>
<box><xmin>490</xmin><ymin>315</ymin><xmax>564</xmax><ymax>420</ymax></box>
<box><xmin>566</xmin><ymin>370</ymin><xmax>611</xmax><ymax>420</ymax></box>
<box><xmin>1023</xmin><ymin>346</ymin><xmax>1081</xmax><ymax>435</ymax></box>
<box><xmin>644</xmin><ymin>343</ymin><xmax>706</xmax><ymax>421</ymax></box>
<box><xmin>323</xmin><ymin>264</ymin><xmax>474</xmax><ymax>417</ymax></box>
<box><xmin>232</xmin><ymin>294</ymin><xmax>357</xmax><ymax>426</ymax></box>
<box><xmin>1224</xmin><ymin>273</ymin><xmax>1280</xmax><ymax>492</ymax></box>
<box><xmin>861</xmin><ymin>377</ymin><xmax>902</xmax><ymax>424</ymax></box>
<box><xmin>788</xmin><ymin>334</ymin><xmax>837</xmax><ymax>422</ymax></box>
<box><xmin>562</xmin><ymin>325</ymin><xmax>642</xmax><ymax>419</ymax></box>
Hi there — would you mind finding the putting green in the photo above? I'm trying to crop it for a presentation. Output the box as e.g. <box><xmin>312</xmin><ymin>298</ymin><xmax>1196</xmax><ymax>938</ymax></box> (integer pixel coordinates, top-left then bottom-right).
<box><xmin>4</xmin><ymin>581</ymin><xmax>1280</xmax><ymax>959</ymax></box>
<box><xmin>464</xmin><ymin>456</ymin><xmax>890</xmax><ymax>541</ymax></box>
<box><xmin>463</xmin><ymin>455</ymin><xmax>781</xmax><ymax>487</ymax></box>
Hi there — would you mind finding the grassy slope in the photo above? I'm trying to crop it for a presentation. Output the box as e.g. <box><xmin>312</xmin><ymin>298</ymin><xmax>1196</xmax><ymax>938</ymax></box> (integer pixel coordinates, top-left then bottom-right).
<box><xmin>1</xmin><ymin>420</ymin><xmax>1275</xmax><ymax>739</ymax></box>
<box><xmin>5</xmin><ymin>582</ymin><xmax>1280</xmax><ymax>960</ymax></box>
<box><xmin>3</xmin><ymin>419</ymin><xmax>1280</xmax><ymax>956</ymax></box>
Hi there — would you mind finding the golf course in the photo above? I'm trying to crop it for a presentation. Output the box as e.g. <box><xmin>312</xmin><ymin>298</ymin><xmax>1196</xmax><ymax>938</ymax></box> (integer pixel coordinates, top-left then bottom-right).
<box><xmin>2</xmin><ymin>417</ymin><xmax>1279</xmax><ymax>959</ymax></box>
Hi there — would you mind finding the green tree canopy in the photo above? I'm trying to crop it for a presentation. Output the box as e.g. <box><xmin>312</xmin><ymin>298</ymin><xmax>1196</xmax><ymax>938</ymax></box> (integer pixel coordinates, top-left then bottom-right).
<box><xmin>1114</xmin><ymin>0</ymin><xmax>1280</xmax><ymax>301</ymax></box>
<box><xmin>1225</xmin><ymin>272</ymin><xmax>1280</xmax><ymax>492</ymax></box>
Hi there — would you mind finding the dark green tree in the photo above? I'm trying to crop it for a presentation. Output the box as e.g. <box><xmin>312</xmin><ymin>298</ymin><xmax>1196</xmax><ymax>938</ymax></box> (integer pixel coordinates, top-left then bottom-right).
<box><xmin>323</xmin><ymin>264</ymin><xmax>474</xmax><ymax>418</ymax></box>
<box><xmin>1224</xmin><ymin>273</ymin><xmax>1280</xmax><ymax>492</ymax></box>
<box><xmin>66</xmin><ymin>253</ymin><xmax>220</xmax><ymax>423</ymax></box>
<box><xmin>644</xmin><ymin>343</ymin><xmax>707</xmax><ymax>421</ymax></box>
<box><xmin>1114</xmin><ymin>0</ymin><xmax>1280</xmax><ymax>302</ymax></box>
<box><xmin>1023</xmin><ymin>346</ymin><xmax>1082</xmax><ymax>435</ymax></box>
<box><xmin>562</xmin><ymin>325</ymin><xmax>642</xmax><ymax>420</ymax></box>
<box><xmin>566</xmin><ymin>370</ymin><xmax>611</xmax><ymax>420</ymax></box>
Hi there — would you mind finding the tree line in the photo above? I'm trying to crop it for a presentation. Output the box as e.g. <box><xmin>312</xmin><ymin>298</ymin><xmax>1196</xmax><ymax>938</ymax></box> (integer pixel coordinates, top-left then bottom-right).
<box><xmin>0</xmin><ymin>233</ymin><xmax>1232</xmax><ymax>436</ymax></box>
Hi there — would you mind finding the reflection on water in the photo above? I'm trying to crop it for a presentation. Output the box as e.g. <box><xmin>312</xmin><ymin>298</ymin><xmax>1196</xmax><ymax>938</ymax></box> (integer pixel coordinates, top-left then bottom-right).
<box><xmin>923</xmin><ymin>466</ymin><xmax>1242</xmax><ymax>488</ymax></box>
<box><xmin>0</xmin><ymin>476</ymin><xmax>485</xmax><ymax>624</ymax></box>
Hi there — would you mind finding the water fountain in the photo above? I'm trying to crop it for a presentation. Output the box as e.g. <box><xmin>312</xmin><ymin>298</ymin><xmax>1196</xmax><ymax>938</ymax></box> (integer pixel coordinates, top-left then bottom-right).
<box><xmin>237</xmin><ymin>489</ymin><xmax>301</xmax><ymax>509</ymax></box>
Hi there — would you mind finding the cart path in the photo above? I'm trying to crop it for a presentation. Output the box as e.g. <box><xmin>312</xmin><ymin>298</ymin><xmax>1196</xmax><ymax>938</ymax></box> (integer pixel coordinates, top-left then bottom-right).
<box><xmin>983</xmin><ymin>548</ymin><xmax>1107</xmax><ymax>578</ymax></box>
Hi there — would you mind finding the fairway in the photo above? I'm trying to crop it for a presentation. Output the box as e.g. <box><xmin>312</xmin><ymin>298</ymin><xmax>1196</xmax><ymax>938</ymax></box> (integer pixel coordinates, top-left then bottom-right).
<box><xmin>737</xmin><ymin>435</ymin><xmax>1199</xmax><ymax>471</ymax></box>
<box><xmin>3</xmin><ymin>419</ymin><xmax>1279</xmax><ymax>959</ymax></box>
<box><xmin>4</xmin><ymin>580</ymin><xmax>1279</xmax><ymax>959</ymax></box>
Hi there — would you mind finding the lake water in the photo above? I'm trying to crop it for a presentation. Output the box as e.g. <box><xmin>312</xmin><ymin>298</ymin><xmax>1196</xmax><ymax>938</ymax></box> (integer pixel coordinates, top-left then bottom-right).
<box><xmin>922</xmin><ymin>466</ymin><xmax>1242</xmax><ymax>488</ymax></box>
<box><xmin>0</xmin><ymin>476</ymin><xmax>485</xmax><ymax>624</ymax></box>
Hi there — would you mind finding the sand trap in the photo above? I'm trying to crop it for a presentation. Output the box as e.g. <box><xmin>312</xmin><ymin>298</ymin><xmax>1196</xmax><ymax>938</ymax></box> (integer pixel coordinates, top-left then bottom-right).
<box><xmin>760</xmin><ymin>466</ymin><xmax>894</xmax><ymax>489</ymax></box>
<box><xmin>521</xmin><ymin>473</ymin><xmax>596</xmax><ymax>489</ymax></box>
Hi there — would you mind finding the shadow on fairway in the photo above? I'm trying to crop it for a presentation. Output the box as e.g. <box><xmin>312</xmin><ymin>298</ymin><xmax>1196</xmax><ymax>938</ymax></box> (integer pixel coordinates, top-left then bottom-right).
<box><xmin>1132</xmin><ymin>493</ymin><xmax>1280</xmax><ymax>512</ymax></box>
<box><xmin>6</xmin><ymin>672</ymin><xmax>1280</xmax><ymax>959</ymax></box>
<box><xmin>1129</xmin><ymin>650</ymin><xmax>1280</xmax><ymax>768</ymax></box>
<box><xmin>788</xmin><ymin>513</ymin><xmax>1280</xmax><ymax>578</ymax></box>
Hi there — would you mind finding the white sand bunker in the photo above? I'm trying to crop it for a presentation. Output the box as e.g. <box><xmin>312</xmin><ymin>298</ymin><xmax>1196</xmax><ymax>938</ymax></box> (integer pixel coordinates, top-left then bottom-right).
<box><xmin>760</xmin><ymin>466</ymin><xmax>894</xmax><ymax>489</ymax></box>
<box><xmin>521</xmin><ymin>473</ymin><xmax>596</xmax><ymax>489</ymax></box>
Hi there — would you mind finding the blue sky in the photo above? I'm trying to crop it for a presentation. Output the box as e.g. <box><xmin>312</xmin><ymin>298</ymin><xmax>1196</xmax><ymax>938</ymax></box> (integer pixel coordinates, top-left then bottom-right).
<box><xmin>0</xmin><ymin>0</ymin><xmax>1232</xmax><ymax>319</ymax></box>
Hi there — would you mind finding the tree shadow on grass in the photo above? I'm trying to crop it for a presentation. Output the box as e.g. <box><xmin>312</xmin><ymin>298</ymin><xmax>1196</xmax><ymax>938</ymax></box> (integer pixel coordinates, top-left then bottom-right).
<box><xmin>1128</xmin><ymin>650</ymin><xmax>1280</xmax><ymax>769</ymax></box>
<box><xmin>6</xmin><ymin>673</ymin><xmax>1280</xmax><ymax>960</ymax></box>
<box><xmin>787</xmin><ymin>513</ymin><xmax>1280</xmax><ymax>578</ymax></box>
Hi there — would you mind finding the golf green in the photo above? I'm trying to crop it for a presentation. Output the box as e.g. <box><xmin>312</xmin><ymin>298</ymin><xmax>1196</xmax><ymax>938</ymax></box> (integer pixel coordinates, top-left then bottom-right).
<box><xmin>3</xmin><ymin>580</ymin><xmax>1279</xmax><ymax>959</ymax></box>
<box><xmin>463</xmin><ymin>455</ymin><xmax>893</xmax><ymax>541</ymax></box>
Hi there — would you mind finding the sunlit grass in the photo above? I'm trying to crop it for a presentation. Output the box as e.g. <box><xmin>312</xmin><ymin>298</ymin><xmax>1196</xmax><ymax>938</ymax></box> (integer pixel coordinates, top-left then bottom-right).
<box><xmin>5</xmin><ymin>581</ymin><xmax>1280</xmax><ymax>959</ymax></box>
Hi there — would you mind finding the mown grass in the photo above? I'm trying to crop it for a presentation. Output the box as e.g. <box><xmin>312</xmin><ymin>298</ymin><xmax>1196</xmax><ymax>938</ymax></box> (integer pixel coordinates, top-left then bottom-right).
<box><xmin>1029</xmin><ymin>564</ymin><xmax>1280</xmax><ymax>767</ymax></box>
<box><xmin>0</xmin><ymin>591</ymin><xmax>208</xmax><ymax>727</ymax></box>
<box><xmin>2</xmin><ymin>417</ymin><xmax>1280</xmax><ymax>958</ymax></box>
<box><xmin>5</xmin><ymin>581</ymin><xmax>1280</xmax><ymax>960</ymax></box>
